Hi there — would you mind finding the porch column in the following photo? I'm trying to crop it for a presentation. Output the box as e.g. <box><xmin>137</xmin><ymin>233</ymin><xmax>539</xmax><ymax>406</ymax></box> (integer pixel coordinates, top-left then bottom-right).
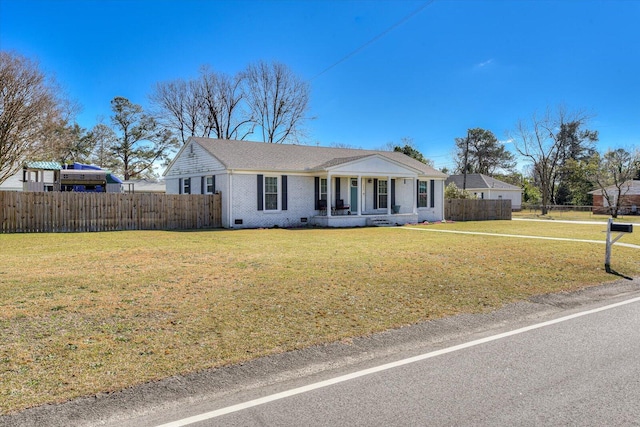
<box><xmin>387</xmin><ymin>176</ymin><xmax>392</xmax><ymax>215</ymax></box>
<box><xmin>357</xmin><ymin>175</ymin><xmax>362</xmax><ymax>215</ymax></box>
<box><xmin>412</xmin><ymin>177</ymin><xmax>417</xmax><ymax>214</ymax></box>
<box><xmin>326</xmin><ymin>173</ymin><xmax>332</xmax><ymax>217</ymax></box>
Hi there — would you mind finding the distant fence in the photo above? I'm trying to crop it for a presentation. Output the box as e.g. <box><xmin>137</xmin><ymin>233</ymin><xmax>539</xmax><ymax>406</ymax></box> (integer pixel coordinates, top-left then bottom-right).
<box><xmin>522</xmin><ymin>203</ymin><xmax>638</xmax><ymax>216</ymax></box>
<box><xmin>445</xmin><ymin>199</ymin><xmax>512</xmax><ymax>221</ymax></box>
<box><xmin>0</xmin><ymin>191</ymin><xmax>221</xmax><ymax>233</ymax></box>
<box><xmin>521</xmin><ymin>204</ymin><xmax>594</xmax><ymax>213</ymax></box>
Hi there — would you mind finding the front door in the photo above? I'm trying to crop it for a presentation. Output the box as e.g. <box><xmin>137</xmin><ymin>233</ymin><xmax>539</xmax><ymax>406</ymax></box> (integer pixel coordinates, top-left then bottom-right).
<box><xmin>350</xmin><ymin>178</ymin><xmax>358</xmax><ymax>212</ymax></box>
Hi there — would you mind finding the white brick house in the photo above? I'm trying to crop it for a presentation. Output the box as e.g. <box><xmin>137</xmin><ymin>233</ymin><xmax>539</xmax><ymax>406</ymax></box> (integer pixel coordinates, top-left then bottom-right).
<box><xmin>164</xmin><ymin>138</ymin><xmax>448</xmax><ymax>228</ymax></box>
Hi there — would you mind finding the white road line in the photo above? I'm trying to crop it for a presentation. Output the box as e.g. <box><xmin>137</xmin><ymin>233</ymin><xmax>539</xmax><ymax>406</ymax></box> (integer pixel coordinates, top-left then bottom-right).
<box><xmin>156</xmin><ymin>296</ymin><xmax>640</xmax><ymax>427</ymax></box>
<box><xmin>401</xmin><ymin>227</ymin><xmax>640</xmax><ymax>249</ymax></box>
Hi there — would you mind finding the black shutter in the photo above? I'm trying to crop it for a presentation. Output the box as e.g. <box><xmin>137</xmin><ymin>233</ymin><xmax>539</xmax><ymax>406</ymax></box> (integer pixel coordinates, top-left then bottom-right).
<box><xmin>212</xmin><ymin>175</ymin><xmax>216</xmax><ymax>193</ymax></box>
<box><xmin>373</xmin><ymin>179</ymin><xmax>378</xmax><ymax>209</ymax></box>
<box><xmin>391</xmin><ymin>179</ymin><xmax>396</xmax><ymax>206</ymax></box>
<box><xmin>257</xmin><ymin>174</ymin><xmax>263</xmax><ymax>211</ymax></box>
<box><xmin>430</xmin><ymin>180</ymin><xmax>435</xmax><ymax>208</ymax></box>
<box><xmin>417</xmin><ymin>179</ymin><xmax>420</xmax><ymax>206</ymax></box>
<box><xmin>201</xmin><ymin>176</ymin><xmax>205</xmax><ymax>194</ymax></box>
<box><xmin>314</xmin><ymin>177</ymin><xmax>320</xmax><ymax>209</ymax></box>
<box><xmin>335</xmin><ymin>177</ymin><xmax>341</xmax><ymax>206</ymax></box>
<box><xmin>282</xmin><ymin>175</ymin><xmax>288</xmax><ymax>211</ymax></box>
<box><xmin>178</xmin><ymin>178</ymin><xmax>182</xmax><ymax>194</ymax></box>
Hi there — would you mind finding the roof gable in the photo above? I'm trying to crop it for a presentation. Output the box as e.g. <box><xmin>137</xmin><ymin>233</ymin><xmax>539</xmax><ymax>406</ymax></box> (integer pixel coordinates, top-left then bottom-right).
<box><xmin>323</xmin><ymin>154</ymin><xmax>425</xmax><ymax>175</ymax></box>
<box><xmin>445</xmin><ymin>174</ymin><xmax>521</xmax><ymax>191</ymax></box>
<box><xmin>589</xmin><ymin>180</ymin><xmax>640</xmax><ymax>196</ymax></box>
<box><xmin>171</xmin><ymin>137</ymin><xmax>447</xmax><ymax>177</ymax></box>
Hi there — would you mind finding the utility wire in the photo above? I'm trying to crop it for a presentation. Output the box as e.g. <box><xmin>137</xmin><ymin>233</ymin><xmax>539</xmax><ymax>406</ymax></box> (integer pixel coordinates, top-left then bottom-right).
<box><xmin>311</xmin><ymin>0</ymin><xmax>437</xmax><ymax>80</ymax></box>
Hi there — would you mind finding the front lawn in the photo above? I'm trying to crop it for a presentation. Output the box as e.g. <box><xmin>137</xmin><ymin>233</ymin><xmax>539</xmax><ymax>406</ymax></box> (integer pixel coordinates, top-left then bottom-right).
<box><xmin>1</xmin><ymin>223</ymin><xmax>638</xmax><ymax>413</ymax></box>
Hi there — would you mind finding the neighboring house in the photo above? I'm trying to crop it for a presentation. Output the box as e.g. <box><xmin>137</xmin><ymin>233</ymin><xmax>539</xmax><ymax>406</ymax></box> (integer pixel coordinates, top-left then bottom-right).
<box><xmin>0</xmin><ymin>171</ymin><xmax>23</xmax><ymax>191</ymax></box>
<box><xmin>0</xmin><ymin>161</ymin><xmax>62</xmax><ymax>192</ymax></box>
<box><xmin>445</xmin><ymin>174</ymin><xmax>522</xmax><ymax>210</ymax></box>
<box><xmin>163</xmin><ymin>137</ymin><xmax>448</xmax><ymax>228</ymax></box>
<box><xmin>589</xmin><ymin>180</ymin><xmax>640</xmax><ymax>215</ymax></box>
<box><xmin>0</xmin><ymin>162</ymin><xmax>123</xmax><ymax>193</ymax></box>
<box><xmin>122</xmin><ymin>179</ymin><xmax>166</xmax><ymax>194</ymax></box>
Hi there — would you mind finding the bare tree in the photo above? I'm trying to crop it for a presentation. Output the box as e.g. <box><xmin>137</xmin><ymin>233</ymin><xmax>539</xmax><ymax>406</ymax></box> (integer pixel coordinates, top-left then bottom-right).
<box><xmin>243</xmin><ymin>61</ymin><xmax>310</xmax><ymax>143</ymax></box>
<box><xmin>0</xmin><ymin>51</ymin><xmax>68</xmax><ymax>184</ymax></box>
<box><xmin>329</xmin><ymin>142</ymin><xmax>358</xmax><ymax>149</ymax></box>
<box><xmin>200</xmin><ymin>66</ymin><xmax>253</xmax><ymax>141</ymax></box>
<box><xmin>510</xmin><ymin>107</ymin><xmax>594</xmax><ymax>215</ymax></box>
<box><xmin>150</xmin><ymin>67</ymin><xmax>250</xmax><ymax>144</ymax></box>
<box><xmin>588</xmin><ymin>148</ymin><xmax>640</xmax><ymax>218</ymax></box>
<box><xmin>149</xmin><ymin>78</ymin><xmax>205</xmax><ymax>145</ymax></box>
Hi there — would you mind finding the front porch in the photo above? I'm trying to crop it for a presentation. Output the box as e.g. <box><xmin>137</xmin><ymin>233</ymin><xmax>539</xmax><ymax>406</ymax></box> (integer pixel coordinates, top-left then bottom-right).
<box><xmin>306</xmin><ymin>153</ymin><xmax>439</xmax><ymax>228</ymax></box>
<box><xmin>311</xmin><ymin>212</ymin><xmax>418</xmax><ymax>227</ymax></box>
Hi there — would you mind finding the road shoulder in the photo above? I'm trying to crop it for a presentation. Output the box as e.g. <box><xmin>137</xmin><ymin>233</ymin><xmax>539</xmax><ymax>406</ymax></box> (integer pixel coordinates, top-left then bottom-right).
<box><xmin>3</xmin><ymin>278</ymin><xmax>639</xmax><ymax>427</ymax></box>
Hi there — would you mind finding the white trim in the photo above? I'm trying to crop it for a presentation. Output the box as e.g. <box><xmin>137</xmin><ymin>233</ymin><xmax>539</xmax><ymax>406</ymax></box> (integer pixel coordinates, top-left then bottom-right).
<box><xmin>182</xmin><ymin>177</ymin><xmax>191</xmax><ymax>194</ymax></box>
<box><xmin>204</xmin><ymin>175</ymin><xmax>215</xmax><ymax>194</ymax></box>
<box><xmin>263</xmin><ymin>175</ymin><xmax>281</xmax><ymax>212</ymax></box>
<box><xmin>325</xmin><ymin>153</ymin><xmax>423</xmax><ymax>176</ymax></box>
<box><xmin>357</xmin><ymin>176</ymin><xmax>362</xmax><ymax>216</ymax></box>
<box><xmin>326</xmin><ymin>173</ymin><xmax>332</xmax><ymax>217</ymax></box>
<box><xmin>387</xmin><ymin>176</ymin><xmax>392</xmax><ymax>215</ymax></box>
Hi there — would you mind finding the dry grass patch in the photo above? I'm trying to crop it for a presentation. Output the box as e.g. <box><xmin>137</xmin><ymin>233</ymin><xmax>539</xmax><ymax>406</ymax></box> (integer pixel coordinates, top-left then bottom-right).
<box><xmin>1</xmin><ymin>225</ymin><xmax>639</xmax><ymax>413</ymax></box>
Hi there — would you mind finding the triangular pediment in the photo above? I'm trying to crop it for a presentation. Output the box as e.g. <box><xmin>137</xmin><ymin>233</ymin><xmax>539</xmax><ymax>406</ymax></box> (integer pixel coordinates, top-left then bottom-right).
<box><xmin>324</xmin><ymin>154</ymin><xmax>421</xmax><ymax>176</ymax></box>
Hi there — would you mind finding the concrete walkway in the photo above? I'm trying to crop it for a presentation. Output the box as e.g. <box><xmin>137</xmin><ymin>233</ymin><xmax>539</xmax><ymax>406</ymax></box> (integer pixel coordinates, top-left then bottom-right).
<box><xmin>512</xmin><ymin>218</ymin><xmax>608</xmax><ymax>225</ymax></box>
<box><xmin>401</xmin><ymin>225</ymin><xmax>640</xmax><ymax>249</ymax></box>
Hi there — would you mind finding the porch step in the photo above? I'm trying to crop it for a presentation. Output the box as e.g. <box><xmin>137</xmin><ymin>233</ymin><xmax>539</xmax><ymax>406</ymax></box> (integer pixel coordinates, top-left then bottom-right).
<box><xmin>367</xmin><ymin>218</ymin><xmax>394</xmax><ymax>227</ymax></box>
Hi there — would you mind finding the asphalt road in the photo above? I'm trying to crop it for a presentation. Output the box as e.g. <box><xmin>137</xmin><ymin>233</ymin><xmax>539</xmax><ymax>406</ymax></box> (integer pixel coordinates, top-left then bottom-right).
<box><xmin>4</xmin><ymin>279</ymin><xmax>640</xmax><ymax>427</ymax></box>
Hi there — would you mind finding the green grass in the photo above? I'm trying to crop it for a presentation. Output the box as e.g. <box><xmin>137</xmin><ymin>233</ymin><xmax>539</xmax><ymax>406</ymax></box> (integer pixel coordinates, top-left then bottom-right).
<box><xmin>1</xmin><ymin>222</ymin><xmax>639</xmax><ymax>413</ymax></box>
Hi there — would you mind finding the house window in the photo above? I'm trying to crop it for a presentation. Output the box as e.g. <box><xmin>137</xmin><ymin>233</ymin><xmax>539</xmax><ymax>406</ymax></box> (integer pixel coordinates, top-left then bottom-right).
<box><xmin>264</xmin><ymin>176</ymin><xmax>278</xmax><ymax>210</ymax></box>
<box><xmin>378</xmin><ymin>180</ymin><xmax>388</xmax><ymax>209</ymax></box>
<box><xmin>320</xmin><ymin>178</ymin><xmax>327</xmax><ymax>201</ymax></box>
<box><xmin>418</xmin><ymin>180</ymin><xmax>428</xmax><ymax>208</ymax></box>
<box><xmin>205</xmin><ymin>176</ymin><xmax>215</xmax><ymax>194</ymax></box>
<box><xmin>183</xmin><ymin>178</ymin><xmax>191</xmax><ymax>194</ymax></box>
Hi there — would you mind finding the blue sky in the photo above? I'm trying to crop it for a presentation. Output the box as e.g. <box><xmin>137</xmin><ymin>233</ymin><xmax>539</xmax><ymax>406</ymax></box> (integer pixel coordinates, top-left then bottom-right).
<box><xmin>1</xmin><ymin>0</ymin><xmax>639</xmax><ymax>172</ymax></box>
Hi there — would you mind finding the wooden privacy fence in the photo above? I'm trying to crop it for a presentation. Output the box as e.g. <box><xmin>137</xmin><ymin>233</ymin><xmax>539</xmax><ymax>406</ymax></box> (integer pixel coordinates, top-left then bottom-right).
<box><xmin>445</xmin><ymin>199</ymin><xmax>512</xmax><ymax>221</ymax></box>
<box><xmin>0</xmin><ymin>191</ymin><xmax>222</xmax><ymax>233</ymax></box>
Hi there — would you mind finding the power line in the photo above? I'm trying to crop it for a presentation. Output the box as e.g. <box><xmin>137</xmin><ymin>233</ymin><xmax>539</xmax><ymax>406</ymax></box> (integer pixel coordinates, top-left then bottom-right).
<box><xmin>311</xmin><ymin>0</ymin><xmax>437</xmax><ymax>80</ymax></box>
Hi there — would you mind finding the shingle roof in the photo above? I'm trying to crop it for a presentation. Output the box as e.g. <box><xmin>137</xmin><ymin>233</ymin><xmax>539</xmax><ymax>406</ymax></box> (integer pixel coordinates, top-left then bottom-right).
<box><xmin>445</xmin><ymin>174</ymin><xmax>521</xmax><ymax>190</ymax></box>
<box><xmin>589</xmin><ymin>180</ymin><xmax>640</xmax><ymax>196</ymax></box>
<box><xmin>190</xmin><ymin>138</ymin><xmax>448</xmax><ymax>177</ymax></box>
